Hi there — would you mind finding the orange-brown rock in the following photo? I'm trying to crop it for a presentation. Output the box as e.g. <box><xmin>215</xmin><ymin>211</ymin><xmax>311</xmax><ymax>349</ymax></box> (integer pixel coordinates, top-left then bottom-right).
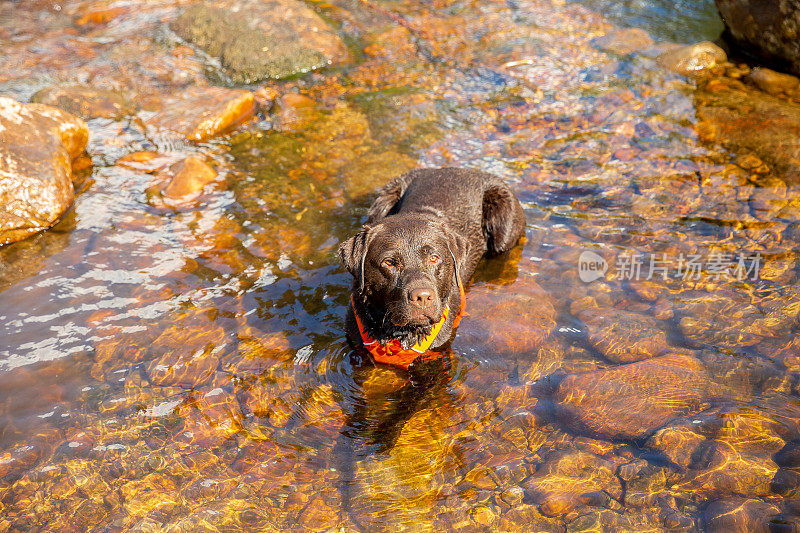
<box><xmin>673</xmin><ymin>441</ymin><xmax>777</xmax><ymax>498</ymax></box>
<box><xmin>144</xmin><ymin>320</ymin><xmax>228</xmax><ymax>387</ymax></box>
<box><xmin>646</xmin><ymin>422</ymin><xmax>706</xmax><ymax>469</ymax></box>
<box><xmin>704</xmin><ymin>497</ymin><xmax>780</xmax><ymax>533</ymax></box>
<box><xmin>577</xmin><ymin>305</ymin><xmax>668</xmax><ymax>363</ymax></box>
<box><xmin>145</xmin><ymin>86</ymin><xmax>255</xmax><ymax>141</ymax></box>
<box><xmin>31</xmin><ymin>85</ymin><xmax>132</xmax><ymax>120</ymax></box>
<box><xmin>460</xmin><ymin>278</ymin><xmax>556</xmax><ymax>356</ymax></box>
<box><xmin>522</xmin><ymin>450</ymin><xmax>622</xmax><ymax>517</ymax></box>
<box><xmin>160</xmin><ymin>156</ymin><xmax>217</xmax><ymax>200</ymax></box>
<box><xmin>657</xmin><ymin>41</ymin><xmax>726</xmax><ymax>77</ymax></box>
<box><xmin>593</xmin><ymin>28</ymin><xmax>654</xmax><ymax>55</ymax></box>
<box><xmin>554</xmin><ymin>355</ymin><xmax>707</xmax><ymax>439</ymax></box>
<box><xmin>695</xmin><ymin>79</ymin><xmax>800</xmax><ymax>179</ymax></box>
<box><xmin>0</xmin><ymin>97</ymin><xmax>88</xmax><ymax>245</ymax></box>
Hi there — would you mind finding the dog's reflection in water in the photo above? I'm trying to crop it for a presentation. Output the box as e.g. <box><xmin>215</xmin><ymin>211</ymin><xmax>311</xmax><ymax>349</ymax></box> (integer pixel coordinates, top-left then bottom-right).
<box><xmin>341</xmin><ymin>352</ymin><xmax>453</xmax><ymax>454</ymax></box>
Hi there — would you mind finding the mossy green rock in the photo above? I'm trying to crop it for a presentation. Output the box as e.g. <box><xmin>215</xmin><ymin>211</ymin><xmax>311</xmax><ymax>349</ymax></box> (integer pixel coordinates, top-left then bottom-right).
<box><xmin>172</xmin><ymin>1</ymin><xmax>347</xmax><ymax>84</ymax></box>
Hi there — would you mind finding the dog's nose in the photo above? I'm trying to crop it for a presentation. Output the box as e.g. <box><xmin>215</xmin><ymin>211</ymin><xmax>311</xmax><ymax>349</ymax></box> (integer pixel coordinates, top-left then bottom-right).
<box><xmin>408</xmin><ymin>288</ymin><xmax>434</xmax><ymax>308</ymax></box>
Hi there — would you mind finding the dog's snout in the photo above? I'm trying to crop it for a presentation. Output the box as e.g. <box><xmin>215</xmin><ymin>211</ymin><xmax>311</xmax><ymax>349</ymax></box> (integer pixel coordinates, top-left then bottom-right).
<box><xmin>408</xmin><ymin>287</ymin><xmax>434</xmax><ymax>307</ymax></box>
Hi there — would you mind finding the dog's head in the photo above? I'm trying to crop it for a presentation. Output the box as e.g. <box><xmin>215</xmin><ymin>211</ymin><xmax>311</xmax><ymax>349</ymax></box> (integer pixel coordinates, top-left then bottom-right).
<box><xmin>339</xmin><ymin>214</ymin><xmax>467</xmax><ymax>347</ymax></box>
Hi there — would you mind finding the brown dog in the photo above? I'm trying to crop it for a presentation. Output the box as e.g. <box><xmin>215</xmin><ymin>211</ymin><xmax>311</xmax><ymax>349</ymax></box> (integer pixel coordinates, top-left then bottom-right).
<box><xmin>339</xmin><ymin>167</ymin><xmax>526</xmax><ymax>368</ymax></box>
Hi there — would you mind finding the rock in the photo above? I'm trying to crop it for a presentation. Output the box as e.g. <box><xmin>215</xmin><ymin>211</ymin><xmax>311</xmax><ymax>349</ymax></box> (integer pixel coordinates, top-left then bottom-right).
<box><xmin>676</xmin><ymin>292</ymin><xmax>766</xmax><ymax>348</ymax></box>
<box><xmin>576</xmin><ymin>305</ymin><xmax>668</xmax><ymax>363</ymax></box>
<box><xmin>144</xmin><ymin>86</ymin><xmax>255</xmax><ymax>141</ymax></box>
<box><xmin>144</xmin><ymin>319</ymin><xmax>228</xmax><ymax>387</ymax></box>
<box><xmin>593</xmin><ymin>28</ymin><xmax>654</xmax><ymax>55</ymax></box>
<box><xmin>714</xmin><ymin>0</ymin><xmax>800</xmax><ymax>76</ymax></box>
<box><xmin>775</xmin><ymin>441</ymin><xmax>800</xmax><ymax>469</ymax></box>
<box><xmin>749</xmin><ymin>67</ymin><xmax>800</xmax><ymax>96</ymax></box>
<box><xmin>160</xmin><ymin>156</ymin><xmax>217</xmax><ymax>200</ymax></box>
<box><xmin>704</xmin><ymin>497</ymin><xmax>780</xmax><ymax>533</ymax></box>
<box><xmin>522</xmin><ymin>450</ymin><xmax>622</xmax><ymax>517</ymax></box>
<box><xmin>657</xmin><ymin>41</ymin><xmax>727</xmax><ymax>77</ymax></box>
<box><xmin>554</xmin><ymin>355</ymin><xmax>707</xmax><ymax>439</ymax></box>
<box><xmin>31</xmin><ymin>85</ymin><xmax>132</xmax><ymax>120</ymax></box>
<box><xmin>270</xmin><ymin>93</ymin><xmax>320</xmax><ymax>131</ymax></box>
<box><xmin>646</xmin><ymin>422</ymin><xmax>706</xmax><ymax>469</ymax></box>
<box><xmin>674</xmin><ymin>441</ymin><xmax>777</xmax><ymax>498</ymax></box>
<box><xmin>172</xmin><ymin>0</ymin><xmax>348</xmax><ymax>84</ymax></box>
<box><xmin>695</xmin><ymin>77</ymin><xmax>800</xmax><ymax>179</ymax></box>
<box><xmin>0</xmin><ymin>97</ymin><xmax>88</xmax><ymax>245</ymax></box>
<box><xmin>771</xmin><ymin>468</ymin><xmax>800</xmax><ymax>497</ymax></box>
<box><xmin>459</xmin><ymin>278</ymin><xmax>556</xmax><ymax>357</ymax></box>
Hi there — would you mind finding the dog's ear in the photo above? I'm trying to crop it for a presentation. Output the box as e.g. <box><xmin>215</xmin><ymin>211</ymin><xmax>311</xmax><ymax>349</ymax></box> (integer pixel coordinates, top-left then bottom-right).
<box><xmin>445</xmin><ymin>227</ymin><xmax>468</xmax><ymax>278</ymax></box>
<box><xmin>366</xmin><ymin>173</ymin><xmax>412</xmax><ymax>224</ymax></box>
<box><xmin>482</xmin><ymin>184</ymin><xmax>526</xmax><ymax>256</ymax></box>
<box><xmin>338</xmin><ymin>225</ymin><xmax>373</xmax><ymax>282</ymax></box>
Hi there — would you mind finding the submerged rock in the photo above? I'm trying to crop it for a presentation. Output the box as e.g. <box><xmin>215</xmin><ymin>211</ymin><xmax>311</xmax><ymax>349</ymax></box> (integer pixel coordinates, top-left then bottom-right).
<box><xmin>172</xmin><ymin>0</ymin><xmax>348</xmax><ymax>84</ymax></box>
<box><xmin>576</xmin><ymin>305</ymin><xmax>668</xmax><ymax>363</ymax></box>
<box><xmin>144</xmin><ymin>86</ymin><xmax>255</xmax><ymax>141</ymax></box>
<box><xmin>522</xmin><ymin>449</ymin><xmax>622</xmax><ymax>517</ymax></box>
<box><xmin>657</xmin><ymin>41</ymin><xmax>727</xmax><ymax>77</ymax></box>
<box><xmin>0</xmin><ymin>97</ymin><xmax>88</xmax><ymax>245</ymax></box>
<box><xmin>714</xmin><ymin>0</ymin><xmax>800</xmax><ymax>76</ymax></box>
<box><xmin>593</xmin><ymin>28</ymin><xmax>654</xmax><ymax>55</ymax></box>
<box><xmin>749</xmin><ymin>67</ymin><xmax>800</xmax><ymax>97</ymax></box>
<box><xmin>704</xmin><ymin>497</ymin><xmax>780</xmax><ymax>533</ymax></box>
<box><xmin>160</xmin><ymin>156</ymin><xmax>217</xmax><ymax>200</ymax></box>
<box><xmin>673</xmin><ymin>440</ymin><xmax>777</xmax><ymax>498</ymax></box>
<box><xmin>31</xmin><ymin>85</ymin><xmax>133</xmax><ymax>120</ymax></box>
<box><xmin>554</xmin><ymin>355</ymin><xmax>707</xmax><ymax>439</ymax></box>
<box><xmin>695</xmin><ymin>77</ymin><xmax>800</xmax><ymax>179</ymax></box>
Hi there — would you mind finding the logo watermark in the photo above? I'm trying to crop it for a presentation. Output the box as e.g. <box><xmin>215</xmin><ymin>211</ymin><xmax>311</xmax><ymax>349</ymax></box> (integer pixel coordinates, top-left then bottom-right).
<box><xmin>578</xmin><ymin>250</ymin><xmax>608</xmax><ymax>283</ymax></box>
<box><xmin>579</xmin><ymin>251</ymin><xmax>762</xmax><ymax>282</ymax></box>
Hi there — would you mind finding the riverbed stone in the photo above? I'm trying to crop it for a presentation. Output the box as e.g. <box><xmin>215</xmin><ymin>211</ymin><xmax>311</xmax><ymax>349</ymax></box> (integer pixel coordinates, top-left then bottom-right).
<box><xmin>172</xmin><ymin>0</ymin><xmax>348</xmax><ymax>84</ymax></box>
<box><xmin>646</xmin><ymin>422</ymin><xmax>706</xmax><ymax>469</ymax></box>
<box><xmin>714</xmin><ymin>0</ymin><xmax>800</xmax><ymax>76</ymax></box>
<box><xmin>522</xmin><ymin>449</ymin><xmax>621</xmax><ymax>517</ymax></box>
<box><xmin>144</xmin><ymin>86</ymin><xmax>255</xmax><ymax>141</ymax></box>
<box><xmin>695</xmin><ymin>77</ymin><xmax>800</xmax><ymax>179</ymax></box>
<box><xmin>31</xmin><ymin>85</ymin><xmax>132</xmax><ymax>120</ymax></box>
<box><xmin>657</xmin><ymin>41</ymin><xmax>727</xmax><ymax>77</ymax></box>
<box><xmin>0</xmin><ymin>97</ymin><xmax>89</xmax><ymax>245</ymax></box>
<box><xmin>576</xmin><ymin>305</ymin><xmax>668</xmax><ymax>363</ymax></box>
<box><xmin>749</xmin><ymin>67</ymin><xmax>800</xmax><ymax>96</ymax></box>
<box><xmin>554</xmin><ymin>354</ymin><xmax>707</xmax><ymax>439</ymax></box>
<box><xmin>592</xmin><ymin>28</ymin><xmax>654</xmax><ymax>55</ymax></box>
<box><xmin>673</xmin><ymin>440</ymin><xmax>777</xmax><ymax>498</ymax></box>
<box><xmin>160</xmin><ymin>156</ymin><xmax>217</xmax><ymax>200</ymax></box>
<box><xmin>704</xmin><ymin>497</ymin><xmax>780</xmax><ymax>533</ymax></box>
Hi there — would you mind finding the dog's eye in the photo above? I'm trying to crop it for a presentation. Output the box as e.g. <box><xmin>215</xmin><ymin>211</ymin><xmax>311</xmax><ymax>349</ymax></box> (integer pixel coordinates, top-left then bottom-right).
<box><xmin>382</xmin><ymin>258</ymin><xmax>398</xmax><ymax>268</ymax></box>
<box><xmin>428</xmin><ymin>254</ymin><xmax>441</xmax><ymax>264</ymax></box>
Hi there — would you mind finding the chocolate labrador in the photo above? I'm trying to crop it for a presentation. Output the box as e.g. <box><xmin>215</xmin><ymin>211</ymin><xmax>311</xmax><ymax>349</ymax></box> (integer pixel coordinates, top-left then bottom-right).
<box><xmin>339</xmin><ymin>167</ymin><xmax>526</xmax><ymax>368</ymax></box>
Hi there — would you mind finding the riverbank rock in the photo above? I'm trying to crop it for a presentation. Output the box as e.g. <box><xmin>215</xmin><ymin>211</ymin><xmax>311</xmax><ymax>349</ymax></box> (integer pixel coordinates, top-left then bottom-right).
<box><xmin>144</xmin><ymin>86</ymin><xmax>255</xmax><ymax>141</ymax></box>
<box><xmin>657</xmin><ymin>41</ymin><xmax>727</xmax><ymax>77</ymax></box>
<box><xmin>714</xmin><ymin>0</ymin><xmax>800</xmax><ymax>76</ymax></box>
<box><xmin>0</xmin><ymin>97</ymin><xmax>88</xmax><ymax>245</ymax></box>
<box><xmin>554</xmin><ymin>355</ymin><xmax>707</xmax><ymax>439</ymax></box>
<box><xmin>172</xmin><ymin>0</ymin><xmax>348</xmax><ymax>84</ymax></box>
<box><xmin>695</xmin><ymin>77</ymin><xmax>800</xmax><ymax>180</ymax></box>
<box><xmin>31</xmin><ymin>85</ymin><xmax>132</xmax><ymax>120</ymax></box>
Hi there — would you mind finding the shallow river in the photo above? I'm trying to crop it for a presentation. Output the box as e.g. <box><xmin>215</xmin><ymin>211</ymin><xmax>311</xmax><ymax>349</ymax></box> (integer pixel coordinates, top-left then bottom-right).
<box><xmin>3</xmin><ymin>0</ymin><xmax>800</xmax><ymax>531</ymax></box>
